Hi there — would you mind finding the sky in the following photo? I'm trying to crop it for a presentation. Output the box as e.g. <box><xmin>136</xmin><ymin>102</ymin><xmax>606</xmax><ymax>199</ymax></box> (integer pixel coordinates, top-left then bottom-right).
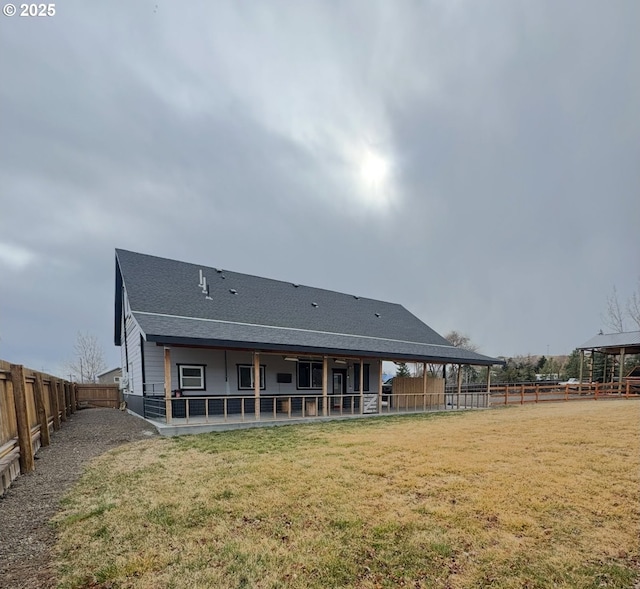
<box><xmin>1</xmin><ymin>0</ymin><xmax>639</xmax><ymax>377</ymax></box>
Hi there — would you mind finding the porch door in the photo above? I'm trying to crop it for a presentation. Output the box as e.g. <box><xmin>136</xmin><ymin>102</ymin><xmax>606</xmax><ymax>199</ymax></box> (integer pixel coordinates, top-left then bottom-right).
<box><xmin>332</xmin><ymin>370</ymin><xmax>346</xmax><ymax>408</ymax></box>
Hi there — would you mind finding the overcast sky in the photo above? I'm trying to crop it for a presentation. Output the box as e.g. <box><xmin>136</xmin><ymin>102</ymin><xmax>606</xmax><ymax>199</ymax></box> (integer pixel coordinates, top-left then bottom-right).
<box><xmin>1</xmin><ymin>0</ymin><xmax>639</xmax><ymax>376</ymax></box>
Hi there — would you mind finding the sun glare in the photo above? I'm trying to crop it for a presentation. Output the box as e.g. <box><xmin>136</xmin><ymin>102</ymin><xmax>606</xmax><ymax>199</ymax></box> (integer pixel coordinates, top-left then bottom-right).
<box><xmin>357</xmin><ymin>148</ymin><xmax>391</xmax><ymax>207</ymax></box>
<box><xmin>360</xmin><ymin>149</ymin><xmax>389</xmax><ymax>186</ymax></box>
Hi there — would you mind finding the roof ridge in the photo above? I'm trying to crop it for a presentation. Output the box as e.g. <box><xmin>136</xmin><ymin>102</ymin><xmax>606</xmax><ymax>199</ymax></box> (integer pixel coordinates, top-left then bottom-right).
<box><xmin>116</xmin><ymin>248</ymin><xmax>401</xmax><ymax>307</ymax></box>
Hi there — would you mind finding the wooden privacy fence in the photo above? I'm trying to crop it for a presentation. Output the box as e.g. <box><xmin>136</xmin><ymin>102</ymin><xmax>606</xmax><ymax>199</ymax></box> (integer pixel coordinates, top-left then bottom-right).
<box><xmin>0</xmin><ymin>359</ymin><xmax>77</xmax><ymax>495</ymax></box>
<box><xmin>76</xmin><ymin>384</ymin><xmax>121</xmax><ymax>409</ymax></box>
<box><xmin>392</xmin><ymin>376</ymin><xmax>445</xmax><ymax>409</ymax></box>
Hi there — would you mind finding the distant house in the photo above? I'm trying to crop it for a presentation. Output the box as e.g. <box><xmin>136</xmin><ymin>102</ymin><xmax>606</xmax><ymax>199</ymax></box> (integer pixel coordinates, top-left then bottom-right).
<box><xmin>114</xmin><ymin>249</ymin><xmax>503</xmax><ymax>432</ymax></box>
<box><xmin>96</xmin><ymin>367</ymin><xmax>122</xmax><ymax>385</ymax></box>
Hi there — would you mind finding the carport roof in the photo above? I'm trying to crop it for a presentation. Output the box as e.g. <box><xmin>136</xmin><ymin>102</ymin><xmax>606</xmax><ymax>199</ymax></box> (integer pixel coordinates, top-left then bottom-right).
<box><xmin>578</xmin><ymin>331</ymin><xmax>640</xmax><ymax>355</ymax></box>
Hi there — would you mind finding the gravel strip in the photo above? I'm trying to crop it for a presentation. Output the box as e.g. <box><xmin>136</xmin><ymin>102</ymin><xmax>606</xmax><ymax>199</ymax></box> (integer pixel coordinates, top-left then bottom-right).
<box><xmin>0</xmin><ymin>408</ymin><xmax>158</xmax><ymax>589</ymax></box>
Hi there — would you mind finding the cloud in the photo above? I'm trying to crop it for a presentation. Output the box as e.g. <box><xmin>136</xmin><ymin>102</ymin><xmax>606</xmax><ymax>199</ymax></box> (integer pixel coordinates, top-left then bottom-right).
<box><xmin>0</xmin><ymin>0</ymin><xmax>638</xmax><ymax>372</ymax></box>
<box><xmin>0</xmin><ymin>242</ymin><xmax>36</xmax><ymax>270</ymax></box>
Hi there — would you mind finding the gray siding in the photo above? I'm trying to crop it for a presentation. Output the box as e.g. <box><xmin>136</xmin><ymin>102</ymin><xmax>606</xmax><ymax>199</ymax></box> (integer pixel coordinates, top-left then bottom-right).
<box><xmin>142</xmin><ymin>340</ymin><xmax>165</xmax><ymax>395</ymax></box>
<box><xmin>145</xmin><ymin>349</ymin><xmax>382</xmax><ymax>396</ymax></box>
<box><xmin>121</xmin><ymin>286</ymin><xmax>144</xmax><ymax>396</ymax></box>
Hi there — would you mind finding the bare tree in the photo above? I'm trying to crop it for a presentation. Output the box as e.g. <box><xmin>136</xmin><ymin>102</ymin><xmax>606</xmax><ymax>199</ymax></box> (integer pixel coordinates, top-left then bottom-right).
<box><xmin>444</xmin><ymin>331</ymin><xmax>479</xmax><ymax>384</ymax></box>
<box><xmin>444</xmin><ymin>330</ymin><xmax>479</xmax><ymax>352</ymax></box>
<box><xmin>602</xmin><ymin>286</ymin><xmax>625</xmax><ymax>333</ymax></box>
<box><xmin>627</xmin><ymin>278</ymin><xmax>640</xmax><ymax>330</ymax></box>
<box><xmin>66</xmin><ymin>331</ymin><xmax>107</xmax><ymax>383</ymax></box>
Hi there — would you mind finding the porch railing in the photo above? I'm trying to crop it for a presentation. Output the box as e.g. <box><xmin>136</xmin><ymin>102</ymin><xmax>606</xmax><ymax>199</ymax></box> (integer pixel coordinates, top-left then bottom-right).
<box><xmin>140</xmin><ymin>390</ymin><xmax>486</xmax><ymax>425</ymax></box>
<box><xmin>137</xmin><ymin>381</ymin><xmax>640</xmax><ymax>426</ymax></box>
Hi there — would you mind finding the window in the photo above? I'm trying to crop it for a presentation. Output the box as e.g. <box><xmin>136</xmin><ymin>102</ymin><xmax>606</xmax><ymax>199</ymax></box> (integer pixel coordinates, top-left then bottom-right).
<box><xmin>353</xmin><ymin>363</ymin><xmax>370</xmax><ymax>392</ymax></box>
<box><xmin>178</xmin><ymin>364</ymin><xmax>206</xmax><ymax>390</ymax></box>
<box><xmin>237</xmin><ymin>365</ymin><xmax>265</xmax><ymax>390</ymax></box>
<box><xmin>297</xmin><ymin>361</ymin><xmax>323</xmax><ymax>389</ymax></box>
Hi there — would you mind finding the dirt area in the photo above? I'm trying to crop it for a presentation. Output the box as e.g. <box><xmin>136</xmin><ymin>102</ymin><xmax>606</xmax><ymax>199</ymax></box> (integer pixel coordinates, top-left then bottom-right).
<box><xmin>0</xmin><ymin>408</ymin><xmax>158</xmax><ymax>589</ymax></box>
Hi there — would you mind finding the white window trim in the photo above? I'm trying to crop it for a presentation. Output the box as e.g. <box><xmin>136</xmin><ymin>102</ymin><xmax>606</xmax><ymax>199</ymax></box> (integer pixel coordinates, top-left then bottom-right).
<box><xmin>237</xmin><ymin>364</ymin><xmax>266</xmax><ymax>390</ymax></box>
<box><xmin>178</xmin><ymin>364</ymin><xmax>206</xmax><ymax>390</ymax></box>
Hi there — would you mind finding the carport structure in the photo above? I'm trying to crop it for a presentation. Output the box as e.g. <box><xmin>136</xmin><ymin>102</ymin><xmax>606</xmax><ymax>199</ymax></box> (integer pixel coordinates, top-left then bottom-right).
<box><xmin>577</xmin><ymin>330</ymin><xmax>640</xmax><ymax>390</ymax></box>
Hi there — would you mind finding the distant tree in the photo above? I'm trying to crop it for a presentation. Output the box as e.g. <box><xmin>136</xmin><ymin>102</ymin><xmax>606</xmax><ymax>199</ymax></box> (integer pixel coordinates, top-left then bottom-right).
<box><xmin>66</xmin><ymin>331</ymin><xmax>107</xmax><ymax>383</ymax></box>
<box><xmin>563</xmin><ymin>349</ymin><xmax>582</xmax><ymax>379</ymax></box>
<box><xmin>539</xmin><ymin>356</ymin><xmax>559</xmax><ymax>379</ymax></box>
<box><xmin>602</xmin><ymin>286</ymin><xmax>625</xmax><ymax>333</ymax></box>
<box><xmin>535</xmin><ymin>355</ymin><xmax>547</xmax><ymax>372</ymax></box>
<box><xmin>444</xmin><ymin>331</ymin><xmax>479</xmax><ymax>352</ymax></box>
<box><xmin>590</xmin><ymin>352</ymin><xmax>606</xmax><ymax>383</ymax></box>
<box><xmin>493</xmin><ymin>355</ymin><xmax>537</xmax><ymax>383</ymax></box>
<box><xmin>395</xmin><ymin>363</ymin><xmax>411</xmax><ymax>378</ymax></box>
<box><xmin>628</xmin><ymin>277</ymin><xmax>640</xmax><ymax>330</ymax></box>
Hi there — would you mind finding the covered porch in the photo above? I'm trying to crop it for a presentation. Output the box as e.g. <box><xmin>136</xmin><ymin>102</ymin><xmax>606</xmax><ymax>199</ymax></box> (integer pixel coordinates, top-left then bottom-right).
<box><xmin>137</xmin><ymin>346</ymin><xmax>494</xmax><ymax>435</ymax></box>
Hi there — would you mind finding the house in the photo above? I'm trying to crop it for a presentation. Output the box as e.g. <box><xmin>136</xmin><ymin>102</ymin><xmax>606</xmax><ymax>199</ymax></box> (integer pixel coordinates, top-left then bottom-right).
<box><xmin>96</xmin><ymin>367</ymin><xmax>122</xmax><ymax>385</ymax></box>
<box><xmin>114</xmin><ymin>249</ymin><xmax>503</xmax><ymax>433</ymax></box>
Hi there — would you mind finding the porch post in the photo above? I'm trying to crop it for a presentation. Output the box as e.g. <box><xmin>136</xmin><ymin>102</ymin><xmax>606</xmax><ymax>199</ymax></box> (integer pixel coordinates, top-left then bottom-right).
<box><xmin>322</xmin><ymin>356</ymin><xmax>328</xmax><ymax>416</ymax></box>
<box><xmin>619</xmin><ymin>348</ymin><xmax>626</xmax><ymax>393</ymax></box>
<box><xmin>578</xmin><ymin>350</ymin><xmax>584</xmax><ymax>392</ymax></box>
<box><xmin>486</xmin><ymin>366</ymin><xmax>492</xmax><ymax>408</ymax></box>
<box><xmin>422</xmin><ymin>362</ymin><xmax>427</xmax><ymax>410</ymax></box>
<box><xmin>254</xmin><ymin>352</ymin><xmax>260</xmax><ymax>420</ymax></box>
<box><xmin>164</xmin><ymin>346</ymin><xmax>172</xmax><ymax>424</ymax></box>
<box><xmin>359</xmin><ymin>359</ymin><xmax>364</xmax><ymax>414</ymax></box>
<box><xmin>457</xmin><ymin>364</ymin><xmax>463</xmax><ymax>399</ymax></box>
<box><xmin>378</xmin><ymin>359</ymin><xmax>383</xmax><ymax>413</ymax></box>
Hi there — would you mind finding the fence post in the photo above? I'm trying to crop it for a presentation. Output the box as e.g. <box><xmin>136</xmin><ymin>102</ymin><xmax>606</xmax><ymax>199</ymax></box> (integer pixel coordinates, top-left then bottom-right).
<box><xmin>534</xmin><ymin>385</ymin><xmax>539</xmax><ymax>403</ymax></box>
<box><xmin>64</xmin><ymin>382</ymin><xmax>72</xmax><ymax>417</ymax></box>
<box><xmin>50</xmin><ymin>379</ymin><xmax>61</xmax><ymax>430</ymax></box>
<box><xmin>520</xmin><ymin>384</ymin><xmax>525</xmax><ymax>405</ymax></box>
<box><xmin>594</xmin><ymin>383</ymin><xmax>599</xmax><ymax>400</ymax></box>
<box><xmin>626</xmin><ymin>381</ymin><xmax>630</xmax><ymax>399</ymax></box>
<box><xmin>33</xmin><ymin>373</ymin><xmax>50</xmax><ymax>447</ymax></box>
<box><xmin>58</xmin><ymin>380</ymin><xmax>67</xmax><ymax>422</ymax></box>
<box><xmin>565</xmin><ymin>384</ymin><xmax>569</xmax><ymax>401</ymax></box>
<box><xmin>10</xmin><ymin>364</ymin><xmax>35</xmax><ymax>474</ymax></box>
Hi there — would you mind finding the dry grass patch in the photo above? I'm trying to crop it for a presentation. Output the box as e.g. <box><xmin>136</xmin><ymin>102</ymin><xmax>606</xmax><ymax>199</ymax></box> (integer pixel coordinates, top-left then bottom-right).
<box><xmin>53</xmin><ymin>401</ymin><xmax>639</xmax><ymax>588</ymax></box>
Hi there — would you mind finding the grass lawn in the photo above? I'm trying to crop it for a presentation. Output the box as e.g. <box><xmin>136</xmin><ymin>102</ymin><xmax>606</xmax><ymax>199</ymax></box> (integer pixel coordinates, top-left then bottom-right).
<box><xmin>53</xmin><ymin>401</ymin><xmax>639</xmax><ymax>588</ymax></box>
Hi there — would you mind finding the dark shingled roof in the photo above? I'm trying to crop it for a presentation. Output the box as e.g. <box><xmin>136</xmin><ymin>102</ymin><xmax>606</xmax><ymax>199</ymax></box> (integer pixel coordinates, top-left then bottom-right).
<box><xmin>115</xmin><ymin>249</ymin><xmax>502</xmax><ymax>366</ymax></box>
